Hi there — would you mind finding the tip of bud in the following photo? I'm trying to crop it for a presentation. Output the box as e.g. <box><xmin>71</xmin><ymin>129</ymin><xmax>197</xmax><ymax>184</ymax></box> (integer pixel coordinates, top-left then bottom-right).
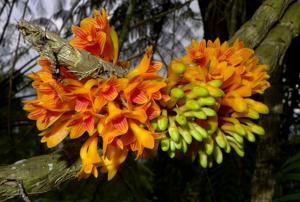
<box><xmin>171</xmin><ymin>62</ymin><xmax>186</xmax><ymax>74</ymax></box>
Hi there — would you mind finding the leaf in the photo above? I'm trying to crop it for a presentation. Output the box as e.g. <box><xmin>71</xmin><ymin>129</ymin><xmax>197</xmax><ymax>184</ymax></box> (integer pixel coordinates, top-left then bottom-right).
<box><xmin>274</xmin><ymin>193</ymin><xmax>300</xmax><ymax>202</ymax></box>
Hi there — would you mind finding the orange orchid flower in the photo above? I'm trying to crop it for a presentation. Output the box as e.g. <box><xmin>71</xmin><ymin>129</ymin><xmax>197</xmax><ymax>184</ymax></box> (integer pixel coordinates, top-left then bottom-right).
<box><xmin>68</xmin><ymin>111</ymin><xmax>96</xmax><ymax>139</ymax></box>
<box><xmin>40</xmin><ymin>115</ymin><xmax>71</xmax><ymax>148</ymax></box>
<box><xmin>94</xmin><ymin>76</ymin><xmax>128</xmax><ymax>112</ymax></box>
<box><xmin>183</xmin><ymin>39</ymin><xmax>209</xmax><ymax>67</ymax></box>
<box><xmin>24</xmin><ymin>102</ymin><xmax>64</xmax><ymax>130</ymax></box>
<box><xmin>69</xmin><ymin>79</ymin><xmax>99</xmax><ymax>112</ymax></box>
<box><xmin>128</xmin><ymin>120</ymin><xmax>156</xmax><ymax>158</ymax></box>
<box><xmin>78</xmin><ymin>134</ymin><xmax>102</xmax><ymax>178</ymax></box>
<box><xmin>101</xmin><ymin>144</ymin><xmax>128</xmax><ymax>180</ymax></box>
<box><xmin>70</xmin><ymin>17</ymin><xmax>106</xmax><ymax>56</ymax></box>
<box><xmin>100</xmin><ymin>102</ymin><xmax>147</xmax><ymax>153</ymax></box>
<box><xmin>70</xmin><ymin>8</ymin><xmax>119</xmax><ymax>63</ymax></box>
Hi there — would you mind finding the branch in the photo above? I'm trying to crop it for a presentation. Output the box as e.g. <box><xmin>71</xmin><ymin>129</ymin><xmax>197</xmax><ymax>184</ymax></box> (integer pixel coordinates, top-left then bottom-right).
<box><xmin>250</xmin><ymin>1</ymin><xmax>300</xmax><ymax>202</ymax></box>
<box><xmin>229</xmin><ymin>0</ymin><xmax>296</xmax><ymax>48</ymax></box>
<box><xmin>0</xmin><ymin>152</ymin><xmax>81</xmax><ymax>202</ymax></box>
<box><xmin>1</xmin><ymin>0</ymin><xmax>300</xmax><ymax>201</ymax></box>
<box><xmin>17</xmin><ymin>20</ymin><xmax>128</xmax><ymax>79</ymax></box>
<box><xmin>129</xmin><ymin>0</ymin><xmax>192</xmax><ymax>29</ymax></box>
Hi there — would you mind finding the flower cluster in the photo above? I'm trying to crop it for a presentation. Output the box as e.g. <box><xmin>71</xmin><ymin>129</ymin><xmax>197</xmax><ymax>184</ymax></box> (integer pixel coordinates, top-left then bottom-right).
<box><xmin>156</xmin><ymin>39</ymin><xmax>270</xmax><ymax>167</ymax></box>
<box><xmin>23</xmin><ymin>8</ymin><xmax>270</xmax><ymax>180</ymax></box>
<box><xmin>70</xmin><ymin>8</ymin><xmax>118</xmax><ymax>63</ymax></box>
<box><xmin>23</xmin><ymin>9</ymin><xmax>167</xmax><ymax>180</ymax></box>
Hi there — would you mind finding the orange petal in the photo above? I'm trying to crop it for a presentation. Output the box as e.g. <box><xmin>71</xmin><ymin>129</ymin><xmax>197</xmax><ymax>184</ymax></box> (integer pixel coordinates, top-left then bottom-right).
<box><xmin>84</xmin><ymin>115</ymin><xmax>95</xmax><ymax>135</ymax></box>
<box><xmin>112</xmin><ymin>116</ymin><xmax>128</xmax><ymax>133</ymax></box>
<box><xmin>105</xmin><ymin>102</ymin><xmax>123</xmax><ymax>124</ymax></box>
<box><xmin>75</xmin><ymin>97</ymin><xmax>90</xmax><ymax>112</ymax></box>
<box><xmin>124</xmin><ymin>108</ymin><xmax>147</xmax><ymax>123</ymax></box>
<box><xmin>131</xmin><ymin>88</ymin><xmax>148</xmax><ymax>104</ymax></box>
<box><xmin>97</xmin><ymin>31</ymin><xmax>107</xmax><ymax>54</ymax></box>
<box><xmin>127</xmin><ymin>46</ymin><xmax>153</xmax><ymax>79</ymax></box>
<box><xmin>110</xmin><ymin>27</ymin><xmax>119</xmax><ymax>64</ymax></box>
<box><xmin>129</xmin><ymin>121</ymin><xmax>154</xmax><ymax>149</ymax></box>
<box><xmin>37</xmin><ymin>111</ymin><xmax>63</xmax><ymax>130</ymax></box>
<box><xmin>70</xmin><ymin>123</ymin><xmax>86</xmax><ymax>139</ymax></box>
<box><xmin>120</xmin><ymin>132</ymin><xmax>136</xmax><ymax>146</ymax></box>
<box><xmin>80</xmin><ymin>17</ymin><xmax>97</xmax><ymax>33</ymax></box>
<box><xmin>87</xmin><ymin>135</ymin><xmax>101</xmax><ymax>163</ymax></box>
<box><xmin>94</xmin><ymin>96</ymin><xmax>107</xmax><ymax>112</ymax></box>
<box><xmin>146</xmin><ymin>101</ymin><xmax>161</xmax><ymax>120</ymax></box>
<box><xmin>71</xmin><ymin>25</ymin><xmax>87</xmax><ymax>39</ymax></box>
<box><xmin>41</xmin><ymin>124</ymin><xmax>70</xmax><ymax>148</ymax></box>
<box><xmin>148</xmin><ymin>61</ymin><xmax>162</xmax><ymax>73</ymax></box>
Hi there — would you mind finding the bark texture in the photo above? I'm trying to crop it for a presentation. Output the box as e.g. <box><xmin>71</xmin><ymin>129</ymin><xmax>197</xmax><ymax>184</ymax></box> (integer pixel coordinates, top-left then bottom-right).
<box><xmin>0</xmin><ymin>153</ymin><xmax>81</xmax><ymax>201</ymax></box>
<box><xmin>17</xmin><ymin>20</ymin><xmax>127</xmax><ymax>79</ymax></box>
<box><xmin>250</xmin><ymin>1</ymin><xmax>300</xmax><ymax>202</ymax></box>
<box><xmin>1</xmin><ymin>0</ymin><xmax>300</xmax><ymax>201</ymax></box>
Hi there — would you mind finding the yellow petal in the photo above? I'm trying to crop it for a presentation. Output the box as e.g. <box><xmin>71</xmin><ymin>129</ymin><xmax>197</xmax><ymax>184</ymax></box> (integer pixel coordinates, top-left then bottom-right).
<box><xmin>105</xmin><ymin>102</ymin><xmax>123</xmax><ymax>124</ymax></box>
<box><xmin>43</xmin><ymin>127</ymin><xmax>70</xmax><ymax>148</ymax></box>
<box><xmin>87</xmin><ymin>136</ymin><xmax>101</xmax><ymax>163</ymax></box>
<box><xmin>80</xmin><ymin>17</ymin><xmax>97</xmax><ymax>33</ymax></box>
<box><xmin>110</xmin><ymin>27</ymin><xmax>119</xmax><ymax>64</ymax></box>
<box><xmin>127</xmin><ymin>46</ymin><xmax>153</xmax><ymax>79</ymax></box>
<box><xmin>129</xmin><ymin>121</ymin><xmax>154</xmax><ymax>149</ymax></box>
<box><xmin>124</xmin><ymin>108</ymin><xmax>147</xmax><ymax>123</ymax></box>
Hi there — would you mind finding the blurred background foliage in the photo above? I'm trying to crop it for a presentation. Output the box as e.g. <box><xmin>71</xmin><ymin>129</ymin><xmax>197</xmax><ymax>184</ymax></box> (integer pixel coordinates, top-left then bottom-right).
<box><xmin>0</xmin><ymin>0</ymin><xmax>300</xmax><ymax>201</ymax></box>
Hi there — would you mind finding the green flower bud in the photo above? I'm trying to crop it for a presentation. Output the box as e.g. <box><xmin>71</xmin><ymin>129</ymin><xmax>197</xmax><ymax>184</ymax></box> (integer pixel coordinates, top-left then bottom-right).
<box><xmin>158</xmin><ymin>109</ymin><xmax>168</xmax><ymax>131</ymax></box>
<box><xmin>193</xmin><ymin>111</ymin><xmax>207</xmax><ymax>119</ymax></box>
<box><xmin>168</xmin><ymin>151</ymin><xmax>176</xmax><ymax>158</ymax></box>
<box><xmin>245</xmin><ymin>130</ymin><xmax>255</xmax><ymax>142</ymax></box>
<box><xmin>198</xmin><ymin>150</ymin><xmax>208</xmax><ymax>168</ymax></box>
<box><xmin>161</xmin><ymin>139</ymin><xmax>170</xmax><ymax>151</ymax></box>
<box><xmin>213</xmin><ymin>146</ymin><xmax>223</xmax><ymax>164</ymax></box>
<box><xmin>188</xmin><ymin>124</ymin><xmax>203</xmax><ymax>142</ymax></box>
<box><xmin>250</xmin><ymin>124</ymin><xmax>265</xmax><ymax>136</ymax></box>
<box><xmin>180</xmin><ymin>100</ymin><xmax>200</xmax><ymax>111</ymax></box>
<box><xmin>178</xmin><ymin>127</ymin><xmax>193</xmax><ymax>144</ymax></box>
<box><xmin>248</xmin><ymin>109</ymin><xmax>260</xmax><ymax>119</ymax></box>
<box><xmin>242</xmin><ymin>120</ymin><xmax>265</xmax><ymax>135</ymax></box>
<box><xmin>202</xmin><ymin>107</ymin><xmax>216</xmax><ymax>117</ymax></box>
<box><xmin>229</xmin><ymin>141</ymin><xmax>244</xmax><ymax>157</ymax></box>
<box><xmin>234</xmin><ymin>123</ymin><xmax>246</xmax><ymax>136</ymax></box>
<box><xmin>227</xmin><ymin>131</ymin><xmax>244</xmax><ymax>144</ymax></box>
<box><xmin>189</xmin><ymin>122</ymin><xmax>208</xmax><ymax>139</ymax></box>
<box><xmin>172</xmin><ymin>62</ymin><xmax>186</xmax><ymax>74</ymax></box>
<box><xmin>170</xmin><ymin>140</ymin><xmax>176</xmax><ymax>152</ymax></box>
<box><xmin>151</xmin><ymin>120</ymin><xmax>158</xmax><ymax>130</ymax></box>
<box><xmin>207</xmin><ymin>119</ymin><xmax>218</xmax><ymax>135</ymax></box>
<box><xmin>205</xmin><ymin>137</ymin><xmax>214</xmax><ymax>155</ymax></box>
<box><xmin>181</xmin><ymin>139</ymin><xmax>188</xmax><ymax>153</ymax></box>
<box><xmin>174</xmin><ymin>140</ymin><xmax>182</xmax><ymax>149</ymax></box>
<box><xmin>224</xmin><ymin>142</ymin><xmax>231</xmax><ymax>153</ymax></box>
<box><xmin>170</xmin><ymin>87</ymin><xmax>185</xmax><ymax>99</ymax></box>
<box><xmin>198</xmin><ymin>97</ymin><xmax>216</xmax><ymax>106</ymax></box>
<box><xmin>205</xmin><ymin>85</ymin><xmax>224</xmax><ymax>97</ymax></box>
<box><xmin>186</xmin><ymin>86</ymin><xmax>209</xmax><ymax>99</ymax></box>
<box><xmin>175</xmin><ymin>114</ymin><xmax>187</xmax><ymax>126</ymax></box>
<box><xmin>168</xmin><ymin>126</ymin><xmax>180</xmax><ymax>142</ymax></box>
<box><xmin>207</xmin><ymin>80</ymin><xmax>223</xmax><ymax>88</ymax></box>
<box><xmin>215</xmin><ymin>129</ymin><xmax>226</xmax><ymax>149</ymax></box>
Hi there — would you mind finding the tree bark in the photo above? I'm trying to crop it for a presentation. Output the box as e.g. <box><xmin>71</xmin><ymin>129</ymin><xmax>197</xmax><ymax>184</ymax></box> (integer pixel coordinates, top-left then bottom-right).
<box><xmin>250</xmin><ymin>1</ymin><xmax>300</xmax><ymax>202</ymax></box>
<box><xmin>1</xmin><ymin>0</ymin><xmax>300</xmax><ymax>201</ymax></box>
<box><xmin>17</xmin><ymin>20</ymin><xmax>127</xmax><ymax>80</ymax></box>
<box><xmin>0</xmin><ymin>152</ymin><xmax>81</xmax><ymax>202</ymax></box>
